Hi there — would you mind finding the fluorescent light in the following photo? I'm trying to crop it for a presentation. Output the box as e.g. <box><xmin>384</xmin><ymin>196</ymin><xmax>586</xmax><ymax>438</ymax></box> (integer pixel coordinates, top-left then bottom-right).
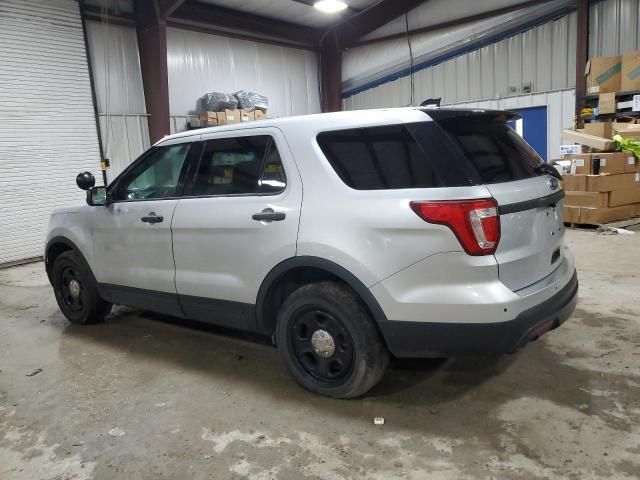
<box><xmin>314</xmin><ymin>0</ymin><xmax>348</xmax><ymax>14</ymax></box>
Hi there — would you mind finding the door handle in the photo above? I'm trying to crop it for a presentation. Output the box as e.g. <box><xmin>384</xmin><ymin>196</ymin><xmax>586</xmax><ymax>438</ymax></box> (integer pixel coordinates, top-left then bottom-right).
<box><xmin>252</xmin><ymin>209</ymin><xmax>286</xmax><ymax>222</ymax></box>
<box><xmin>141</xmin><ymin>212</ymin><xmax>164</xmax><ymax>224</ymax></box>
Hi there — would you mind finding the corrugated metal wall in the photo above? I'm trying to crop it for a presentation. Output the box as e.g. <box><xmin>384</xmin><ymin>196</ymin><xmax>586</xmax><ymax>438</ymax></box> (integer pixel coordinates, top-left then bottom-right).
<box><xmin>86</xmin><ymin>21</ymin><xmax>150</xmax><ymax>179</ymax></box>
<box><xmin>167</xmin><ymin>28</ymin><xmax>321</xmax><ymax>117</ymax></box>
<box><xmin>447</xmin><ymin>89</ymin><xmax>576</xmax><ymax>161</ymax></box>
<box><xmin>343</xmin><ymin>0</ymin><xmax>640</xmax><ymax>109</ymax></box>
<box><xmin>590</xmin><ymin>0</ymin><xmax>640</xmax><ymax>56</ymax></box>
<box><xmin>343</xmin><ymin>12</ymin><xmax>577</xmax><ymax>108</ymax></box>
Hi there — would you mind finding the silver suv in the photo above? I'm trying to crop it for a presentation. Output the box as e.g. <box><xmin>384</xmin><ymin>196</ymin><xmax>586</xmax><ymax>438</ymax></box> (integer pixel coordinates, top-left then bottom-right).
<box><xmin>45</xmin><ymin>108</ymin><xmax>578</xmax><ymax>398</ymax></box>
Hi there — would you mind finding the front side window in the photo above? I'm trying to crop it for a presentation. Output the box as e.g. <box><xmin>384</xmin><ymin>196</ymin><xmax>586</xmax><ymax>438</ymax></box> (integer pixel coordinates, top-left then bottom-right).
<box><xmin>194</xmin><ymin>135</ymin><xmax>286</xmax><ymax>196</ymax></box>
<box><xmin>114</xmin><ymin>143</ymin><xmax>191</xmax><ymax>201</ymax></box>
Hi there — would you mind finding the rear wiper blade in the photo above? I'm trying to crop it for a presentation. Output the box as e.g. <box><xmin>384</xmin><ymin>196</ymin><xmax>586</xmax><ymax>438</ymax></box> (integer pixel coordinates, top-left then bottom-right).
<box><xmin>535</xmin><ymin>163</ymin><xmax>562</xmax><ymax>180</ymax></box>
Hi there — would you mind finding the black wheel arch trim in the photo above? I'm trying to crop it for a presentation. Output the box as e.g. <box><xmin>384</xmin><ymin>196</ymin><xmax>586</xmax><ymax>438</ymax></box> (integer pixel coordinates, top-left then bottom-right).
<box><xmin>255</xmin><ymin>256</ymin><xmax>388</xmax><ymax>334</ymax></box>
<box><xmin>45</xmin><ymin>236</ymin><xmax>92</xmax><ymax>284</ymax></box>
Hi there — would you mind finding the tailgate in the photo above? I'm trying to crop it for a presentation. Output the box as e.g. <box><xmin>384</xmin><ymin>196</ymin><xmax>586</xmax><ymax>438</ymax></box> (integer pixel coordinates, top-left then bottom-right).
<box><xmin>424</xmin><ymin>109</ymin><xmax>567</xmax><ymax>292</ymax></box>
<box><xmin>485</xmin><ymin>175</ymin><xmax>565</xmax><ymax>291</ymax></box>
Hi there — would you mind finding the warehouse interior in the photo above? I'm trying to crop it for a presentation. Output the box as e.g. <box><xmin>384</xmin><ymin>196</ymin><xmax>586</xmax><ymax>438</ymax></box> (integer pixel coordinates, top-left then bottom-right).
<box><xmin>1</xmin><ymin>0</ymin><xmax>640</xmax><ymax>478</ymax></box>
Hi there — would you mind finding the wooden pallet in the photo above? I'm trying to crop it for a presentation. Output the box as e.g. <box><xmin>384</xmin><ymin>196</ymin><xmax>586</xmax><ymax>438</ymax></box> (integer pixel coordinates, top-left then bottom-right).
<box><xmin>565</xmin><ymin>215</ymin><xmax>640</xmax><ymax>229</ymax></box>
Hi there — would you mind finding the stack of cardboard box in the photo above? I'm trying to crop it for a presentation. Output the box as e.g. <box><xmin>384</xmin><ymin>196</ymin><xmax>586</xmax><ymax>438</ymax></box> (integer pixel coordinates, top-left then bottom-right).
<box><xmin>586</xmin><ymin>52</ymin><xmax>640</xmax><ymax>94</ymax></box>
<box><xmin>558</xmin><ymin>51</ymin><xmax>640</xmax><ymax>224</ymax></box>
<box><xmin>562</xmin><ymin>152</ymin><xmax>640</xmax><ymax>224</ymax></box>
<box><xmin>196</xmin><ymin>108</ymin><xmax>267</xmax><ymax>127</ymax></box>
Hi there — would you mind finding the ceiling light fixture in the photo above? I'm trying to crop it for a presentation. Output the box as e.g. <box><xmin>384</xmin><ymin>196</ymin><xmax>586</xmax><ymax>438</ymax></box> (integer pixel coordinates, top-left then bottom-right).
<box><xmin>314</xmin><ymin>0</ymin><xmax>348</xmax><ymax>14</ymax></box>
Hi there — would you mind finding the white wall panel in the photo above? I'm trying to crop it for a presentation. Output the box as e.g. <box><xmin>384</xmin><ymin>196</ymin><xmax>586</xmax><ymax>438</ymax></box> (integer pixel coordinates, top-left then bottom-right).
<box><xmin>166</xmin><ymin>28</ymin><xmax>320</xmax><ymax>118</ymax></box>
<box><xmin>85</xmin><ymin>20</ymin><xmax>149</xmax><ymax>178</ymax></box>
<box><xmin>85</xmin><ymin>21</ymin><xmax>146</xmax><ymax>114</ymax></box>
<box><xmin>507</xmin><ymin>34</ymin><xmax>522</xmax><ymax>93</ymax></box>
<box><xmin>455</xmin><ymin>55</ymin><xmax>469</xmax><ymax>102</ymax></box>
<box><xmin>480</xmin><ymin>45</ymin><xmax>495</xmax><ymax>99</ymax></box>
<box><xmin>467</xmin><ymin>49</ymin><xmax>482</xmax><ymax>100</ymax></box>
<box><xmin>590</xmin><ymin>0</ymin><xmax>640</xmax><ymax>56</ymax></box>
<box><xmin>98</xmin><ymin>114</ymin><xmax>150</xmax><ymax>180</ymax></box>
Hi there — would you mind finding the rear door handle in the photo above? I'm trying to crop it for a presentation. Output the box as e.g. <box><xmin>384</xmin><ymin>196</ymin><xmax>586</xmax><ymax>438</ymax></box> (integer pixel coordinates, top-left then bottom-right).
<box><xmin>141</xmin><ymin>212</ymin><xmax>163</xmax><ymax>224</ymax></box>
<box><xmin>252</xmin><ymin>209</ymin><xmax>286</xmax><ymax>222</ymax></box>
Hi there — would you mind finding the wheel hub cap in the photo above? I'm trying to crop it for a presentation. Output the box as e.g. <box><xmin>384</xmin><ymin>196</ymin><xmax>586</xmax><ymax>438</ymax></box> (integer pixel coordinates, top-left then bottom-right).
<box><xmin>69</xmin><ymin>279</ymin><xmax>81</xmax><ymax>298</ymax></box>
<box><xmin>311</xmin><ymin>329</ymin><xmax>335</xmax><ymax>358</ymax></box>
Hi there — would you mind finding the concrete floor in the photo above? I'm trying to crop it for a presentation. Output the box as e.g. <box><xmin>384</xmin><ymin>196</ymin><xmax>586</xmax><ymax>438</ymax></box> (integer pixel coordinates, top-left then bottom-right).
<box><xmin>1</xmin><ymin>230</ymin><xmax>639</xmax><ymax>480</ymax></box>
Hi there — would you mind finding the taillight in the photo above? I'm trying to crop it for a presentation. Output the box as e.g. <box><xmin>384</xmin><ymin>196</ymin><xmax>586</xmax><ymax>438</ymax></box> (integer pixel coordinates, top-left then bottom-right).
<box><xmin>409</xmin><ymin>198</ymin><xmax>501</xmax><ymax>256</ymax></box>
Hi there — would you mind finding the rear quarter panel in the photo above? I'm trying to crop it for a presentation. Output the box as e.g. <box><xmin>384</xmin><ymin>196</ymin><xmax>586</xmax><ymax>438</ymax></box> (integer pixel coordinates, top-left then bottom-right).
<box><xmin>280</xmin><ymin>115</ymin><xmax>494</xmax><ymax>288</ymax></box>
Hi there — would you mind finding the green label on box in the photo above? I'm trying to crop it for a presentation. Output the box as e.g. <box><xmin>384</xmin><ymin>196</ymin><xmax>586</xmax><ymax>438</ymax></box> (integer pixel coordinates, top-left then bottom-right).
<box><xmin>628</xmin><ymin>65</ymin><xmax>640</xmax><ymax>80</ymax></box>
<box><xmin>596</xmin><ymin>62</ymin><xmax>621</xmax><ymax>85</ymax></box>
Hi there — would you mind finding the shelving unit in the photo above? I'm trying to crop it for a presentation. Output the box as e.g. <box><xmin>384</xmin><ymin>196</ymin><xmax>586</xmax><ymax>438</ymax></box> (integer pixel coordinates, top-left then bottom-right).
<box><xmin>579</xmin><ymin>90</ymin><xmax>640</xmax><ymax>126</ymax></box>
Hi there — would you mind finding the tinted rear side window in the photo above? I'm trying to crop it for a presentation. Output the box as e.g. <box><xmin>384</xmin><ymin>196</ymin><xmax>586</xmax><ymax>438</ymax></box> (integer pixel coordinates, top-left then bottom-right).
<box><xmin>434</xmin><ymin>116</ymin><xmax>545</xmax><ymax>183</ymax></box>
<box><xmin>317</xmin><ymin>125</ymin><xmax>445</xmax><ymax>190</ymax></box>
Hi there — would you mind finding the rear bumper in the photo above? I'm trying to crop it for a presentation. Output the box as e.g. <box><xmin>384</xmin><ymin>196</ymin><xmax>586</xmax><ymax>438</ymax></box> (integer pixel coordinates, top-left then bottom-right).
<box><xmin>378</xmin><ymin>270</ymin><xmax>578</xmax><ymax>358</ymax></box>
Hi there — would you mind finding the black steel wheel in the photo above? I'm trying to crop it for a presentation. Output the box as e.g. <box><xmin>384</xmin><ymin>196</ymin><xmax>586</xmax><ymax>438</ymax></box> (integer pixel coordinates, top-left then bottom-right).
<box><xmin>276</xmin><ymin>281</ymin><xmax>389</xmax><ymax>398</ymax></box>
<box><xmin>290</xmin><ymin>308</ymin><xmax>355</xmax><ymax>384</ymax></box>
<box><xmin>58</xmin><ymin>265</ymin><xmax>85</xmax><ymax>313</ymax></box>
<box><xmin>52</xmin><ymin>251</ymin><xmax>112</xmax><ymax>325</ymax></box>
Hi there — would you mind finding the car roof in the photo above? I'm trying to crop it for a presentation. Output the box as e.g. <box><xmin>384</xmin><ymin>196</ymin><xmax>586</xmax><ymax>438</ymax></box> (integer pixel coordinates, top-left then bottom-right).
<box><xmin>154</xmin><ymin>107</ymin><xmax>507</xmax><ymax>146</ymax></box>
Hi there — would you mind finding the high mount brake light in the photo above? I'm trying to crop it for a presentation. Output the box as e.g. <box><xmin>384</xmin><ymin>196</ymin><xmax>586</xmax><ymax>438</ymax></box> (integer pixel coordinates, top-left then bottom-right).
<box><xmin>409</xmin><ymin>199</ymin><xmax>501</xmax><ymax>255</ymax></box>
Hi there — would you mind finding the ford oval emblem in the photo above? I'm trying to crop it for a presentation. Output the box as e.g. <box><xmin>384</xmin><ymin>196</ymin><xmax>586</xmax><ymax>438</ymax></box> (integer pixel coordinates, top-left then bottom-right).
<box><xmin>549</xmin><ymin>177</ymin><xmax>559</xmax><ymax>190</ymax></box>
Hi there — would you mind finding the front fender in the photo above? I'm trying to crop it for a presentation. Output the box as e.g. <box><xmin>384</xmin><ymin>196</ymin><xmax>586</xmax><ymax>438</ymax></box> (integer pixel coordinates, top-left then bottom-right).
<box><xmin>45</xmin><ymin>214</ymin><xmax>94</xmax><ymax>281</ymax></box>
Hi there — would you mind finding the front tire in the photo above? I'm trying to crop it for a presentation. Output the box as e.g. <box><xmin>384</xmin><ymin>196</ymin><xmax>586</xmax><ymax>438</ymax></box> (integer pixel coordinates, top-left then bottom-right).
<box><xmin>276</xmin><ymin>282</ymin><xmax>389</xmax><ymax>398</ymax></box>
<box><xmin>52</xmin><ymin>251</ymin><xmax>112</xmax><ymax>325</ymax></box>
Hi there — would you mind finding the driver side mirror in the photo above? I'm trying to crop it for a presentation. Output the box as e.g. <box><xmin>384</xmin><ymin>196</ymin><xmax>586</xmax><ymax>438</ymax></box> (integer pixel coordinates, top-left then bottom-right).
<box><xmin>86</xmin><ymin>186</ymin><xmax>108</xmax><ymax>206</ymax></box>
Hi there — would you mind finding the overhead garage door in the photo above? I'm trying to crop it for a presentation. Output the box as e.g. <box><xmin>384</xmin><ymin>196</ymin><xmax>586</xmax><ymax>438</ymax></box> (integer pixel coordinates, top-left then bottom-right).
<box><xmin>0</xmin><ymin>0</ymin><xmax>101</xmax><ymax>266</ymax></box>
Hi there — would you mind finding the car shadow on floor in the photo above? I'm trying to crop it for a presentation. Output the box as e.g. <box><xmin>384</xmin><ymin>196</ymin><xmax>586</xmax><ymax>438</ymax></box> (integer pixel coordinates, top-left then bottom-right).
<box><xmin>58</xmin><ymin>305</ymin><xmax>520</xmax><ymax>408</ymax></box>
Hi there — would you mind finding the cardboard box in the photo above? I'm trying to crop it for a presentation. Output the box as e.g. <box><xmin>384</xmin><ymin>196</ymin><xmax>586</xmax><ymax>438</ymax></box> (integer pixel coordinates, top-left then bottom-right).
<box><xmin>578</xmin><ymin>205</ymin><xmax>635</xmax><ymax>224</ymax></box>
<box><xmin>583</xmin><ymin>122</ymin><xmax>613</xmax><ymax>139</ymax></box>
<box><xmin>592</xmin><ymin>152</ymin><xmax>627</xmax><ymax>175</ymax></box>
<box><xmin>563</xmin><ymin>206</ymin><xmax>581</xmax><ymax>223</ymax></box>
<box><xmin>224</xmin><ymin>109</ymin><xmax>240</xmax><ymax>124</ymax></box>
<box><xmin>564</xmin><ymin>154</ymin><xmax>592</xmax><ymax>174</ymax></box>
<box><xmin>608</xmin><ymin>188</ymin><xmax>640</xmax><ymax>207</ymax></box>
<box><xmin>198</xmin><ymin>111</ymin><xmax>220</xmax><ymax>126</ymax></box>
<box><xmin>254</xmin><ymin>110</ymin><xmax>267</xmax><ymax>121</ymax></box>
<box><xmin>621</xmin><ymin>51</ymin><xmax>640</xmax><ymax>91</ymax></box>
<box><xmin>586</xmin><ymin>56</ymin><xmax>622</xmax><ymax>94</ymax></box>
<box><xmin>562</xmin><ymin>174</ymin><xmax>587</xmax><ymax>191</ymax></box>
<box><xmin>561</xmin><ymin>129</ymin><xmax>616</xmax><ymax>151</ymax></box>
<box><xmin>599</xmin><ymin>92</ymin><xmax>617</xmax><ymax>114</ymax></box>
<box><xmin>624</xmin><ymin>154</ymin><xmax>640</xmax><ymax>173</ymax></box>
<box><xmin>612</xmin><ymin>122</ymin><xmax>640</xmax><ymax>140</ymax></box>
<box><xmin>240</xmin><ymin>109</ymin><xmax>255</xmax><ymax>122</ymax></box>
<box><xmin>586</xmin><ymin>172</ymin><xmax>640</xmax><ymax>192</ymax></box>
<box><xmin>565</xmin><ymin>191</ymin><xmax>609</xmax><ymax>208</ymax></box>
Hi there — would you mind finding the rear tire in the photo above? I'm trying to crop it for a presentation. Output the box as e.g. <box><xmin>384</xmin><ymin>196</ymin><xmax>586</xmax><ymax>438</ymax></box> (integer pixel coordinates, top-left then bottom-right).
<box><xmin>276</xmin><ymin>281</ymin><xmax>389</xmax><ymax>398</ymax></box>
<box><xmin>52</xmin><ymin>251</ymin><xmax>112</xmax><ymax>325</ymax></box>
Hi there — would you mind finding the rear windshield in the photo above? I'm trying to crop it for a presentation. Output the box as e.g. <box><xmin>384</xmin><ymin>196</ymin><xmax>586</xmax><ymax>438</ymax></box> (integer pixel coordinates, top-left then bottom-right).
<box><xmin>434</xmin><ymin>115</ymin><xmax>545</xmax><ymax>184</ymax></box>
<box><xmin>316</xmin><ymin>112</ymin><xmax>546</xmax><ymax>190</ymax></box>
